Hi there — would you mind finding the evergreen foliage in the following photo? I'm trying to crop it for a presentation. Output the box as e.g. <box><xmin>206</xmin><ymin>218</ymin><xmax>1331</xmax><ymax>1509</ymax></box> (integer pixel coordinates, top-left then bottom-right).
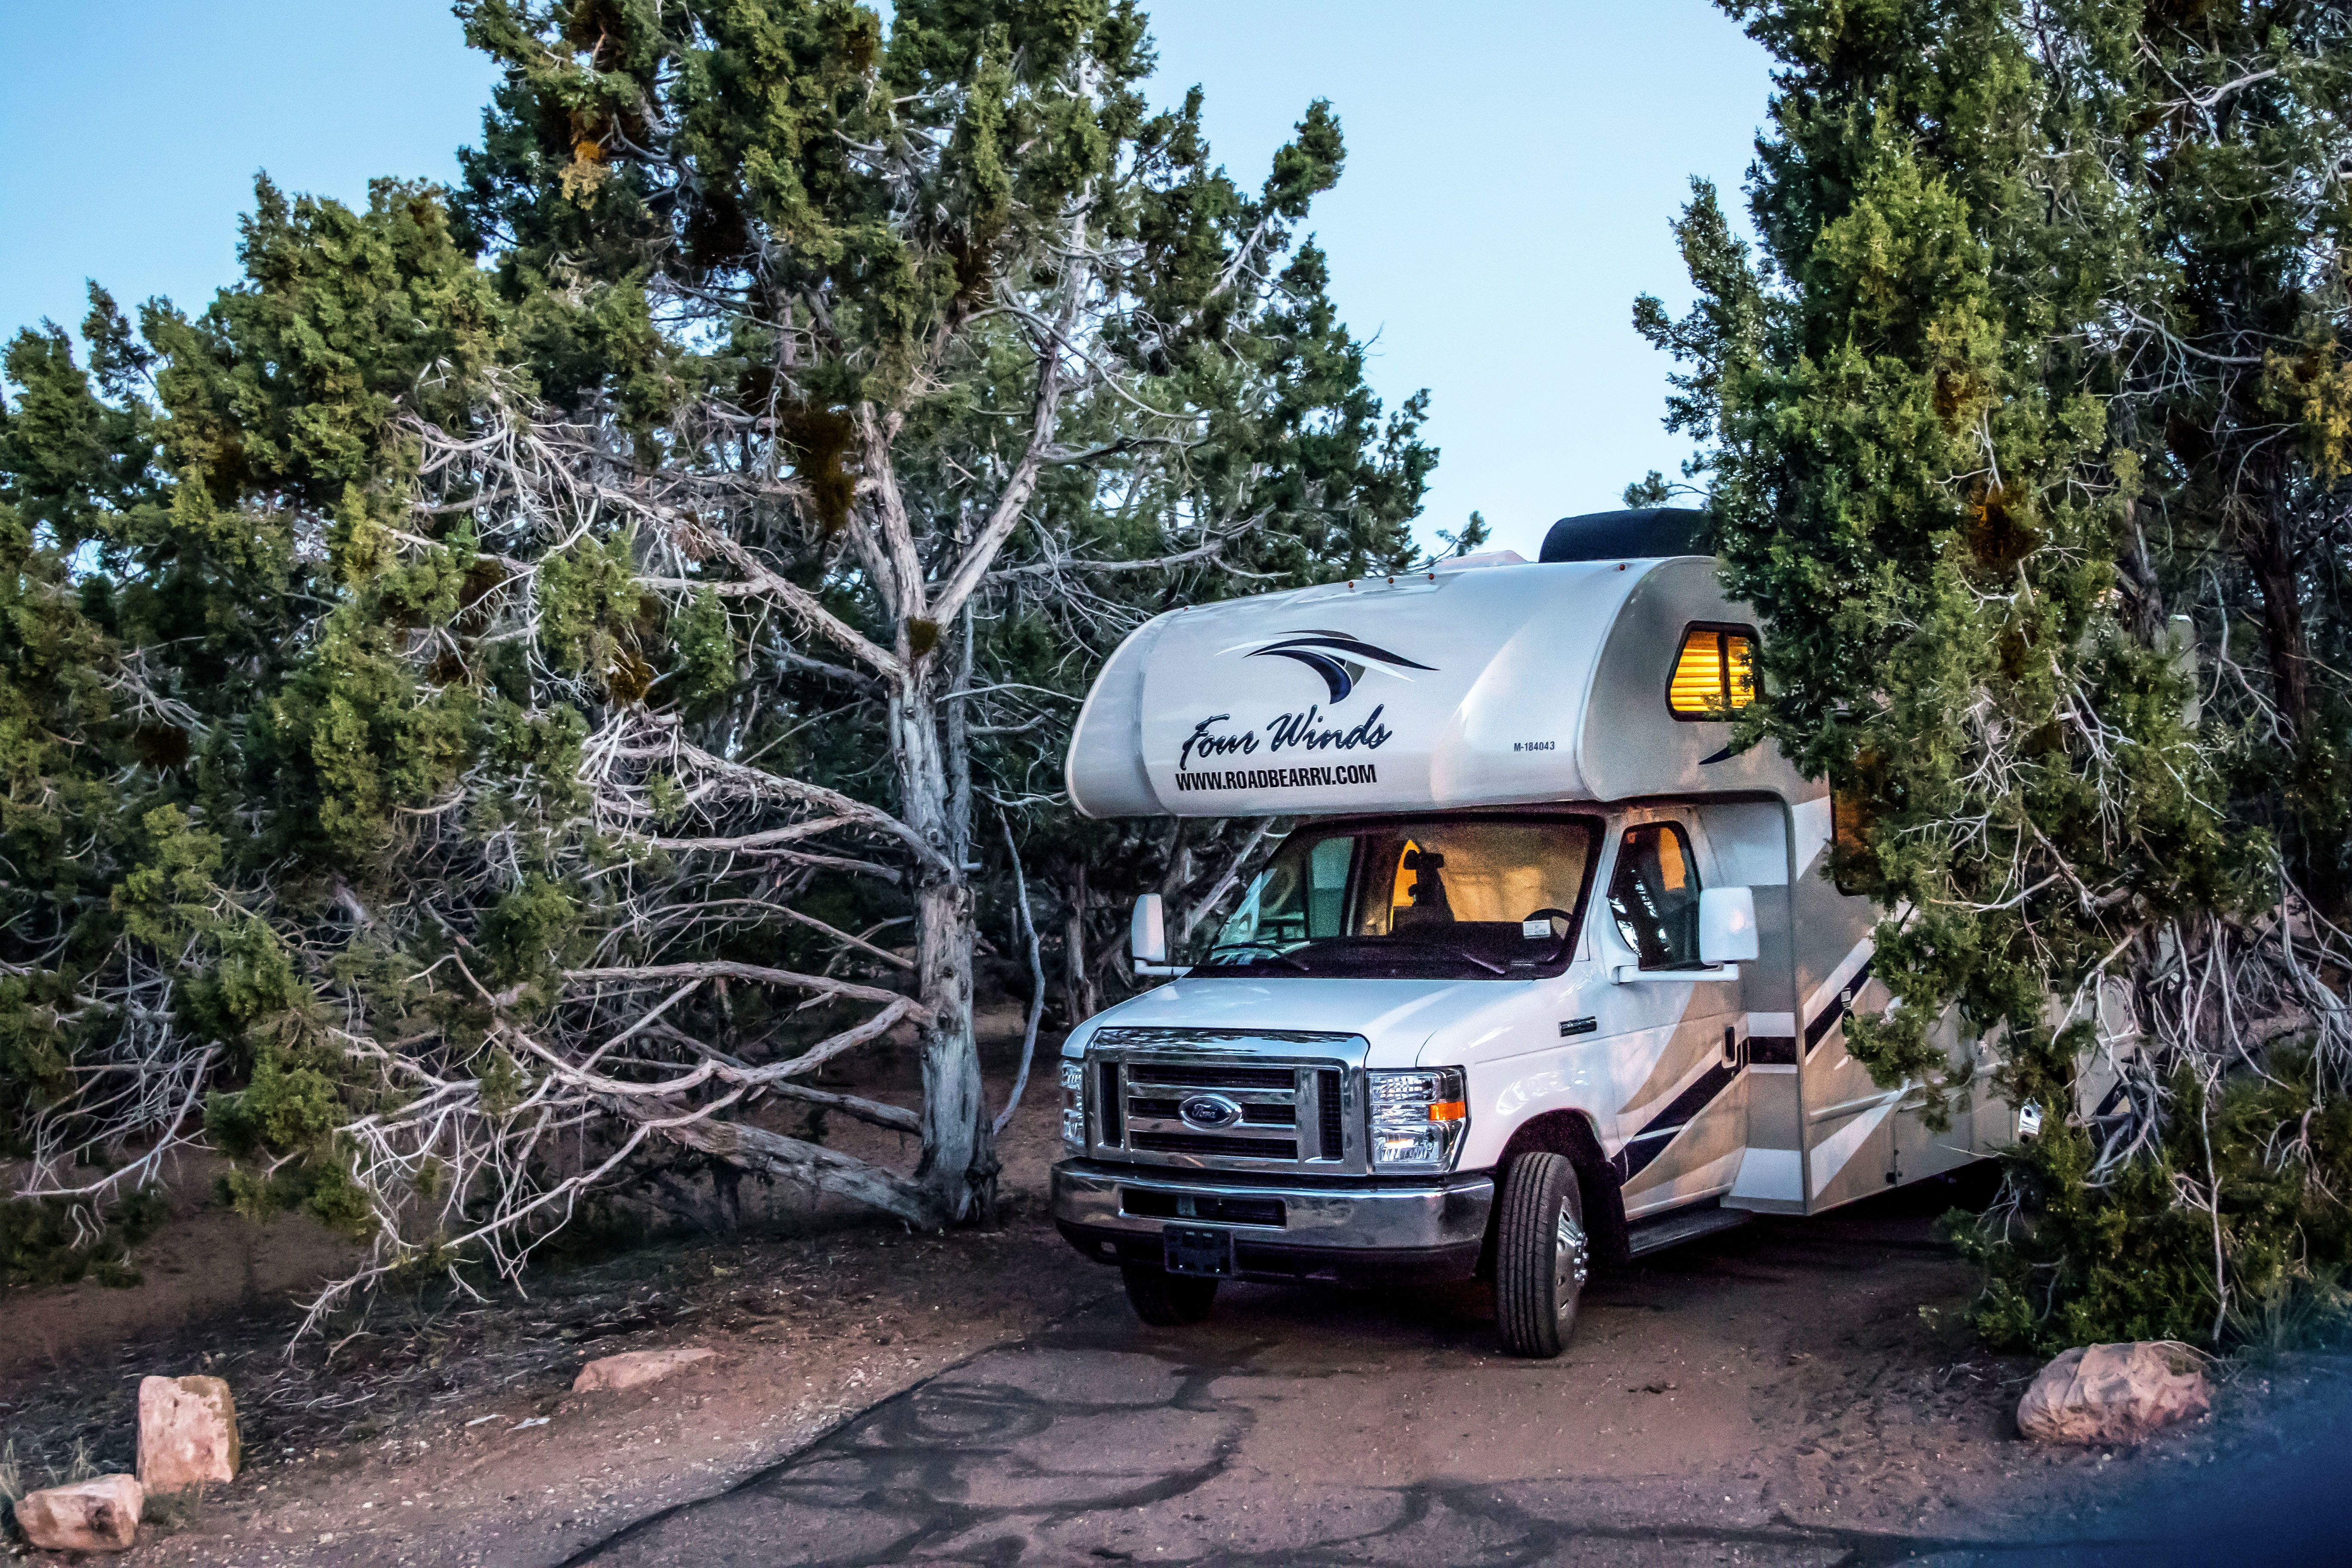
<box><xmin>1643</xmin><ymin>0</ymin><xmax>2352</xmax><ymax>1350</ymax></box>
<box><xmin>0</xmin><ymin>1</ymin><xmax>1430</xmax><ymax>1305</ymax></box>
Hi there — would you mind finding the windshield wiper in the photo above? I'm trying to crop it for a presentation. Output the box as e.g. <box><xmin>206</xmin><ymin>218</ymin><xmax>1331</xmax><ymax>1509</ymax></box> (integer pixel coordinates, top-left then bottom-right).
<box><xmin>1206</xmin><ymin>940</ymin><xmax>1309</xmax><ymax>972</ymax></box>
<box><xmin>1354</xmin><ymin>938</ymin><xmax>1507</xmax><ymax>977</ymax></box>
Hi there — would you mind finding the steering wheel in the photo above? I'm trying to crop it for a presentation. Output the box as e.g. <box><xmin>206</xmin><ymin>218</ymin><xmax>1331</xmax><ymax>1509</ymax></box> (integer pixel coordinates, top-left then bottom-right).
<box><xmin>1523</xmin><ymin>907</ymin><xmax>1577</xmax><ymax>931</ymax></box>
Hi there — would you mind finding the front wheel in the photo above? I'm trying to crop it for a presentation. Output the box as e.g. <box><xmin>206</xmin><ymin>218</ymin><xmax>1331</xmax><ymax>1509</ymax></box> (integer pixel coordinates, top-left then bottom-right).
<box><xmin>1121</xmin><ymin>1264</ymin><xmax>1219</xmax><ymax>1326</ymax></box>
<box><xmin>1494</xmin><ymin>1151</ymin><xmax>1588</xmax><ymax>1358</ymax></box>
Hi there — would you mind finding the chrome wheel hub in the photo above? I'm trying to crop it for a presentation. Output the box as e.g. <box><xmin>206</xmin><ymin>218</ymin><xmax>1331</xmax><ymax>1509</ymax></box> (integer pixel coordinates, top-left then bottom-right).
<box><xmin>1554</xmin><ymin>1202</ymin><xmax>1588</xmax><ymax>1317</ymax></box>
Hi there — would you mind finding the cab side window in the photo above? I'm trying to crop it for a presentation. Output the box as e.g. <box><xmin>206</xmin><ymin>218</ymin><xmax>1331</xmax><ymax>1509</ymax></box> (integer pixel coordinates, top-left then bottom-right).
<box><xmin>1306</xmin><ymin>834</ymin><xmax>1354</xmax><ymax>935</ymax></box>
<box><xmin>1607</xmin><ymin>823</ymin><xmax>1703</xmax><ymax>969</ymax></box>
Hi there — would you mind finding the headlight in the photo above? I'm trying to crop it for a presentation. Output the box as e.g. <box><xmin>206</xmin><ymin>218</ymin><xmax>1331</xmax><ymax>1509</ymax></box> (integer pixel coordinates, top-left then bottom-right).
<box><xmin>1060</xmin><ymin>1058</ymin><xmax>1086</xmax><ymax>1150</ymax></box>
<box><xmin>1366</xmin><ymin>1068</ymin><xmax>1468</xmax><ymax>1170</ymax></box>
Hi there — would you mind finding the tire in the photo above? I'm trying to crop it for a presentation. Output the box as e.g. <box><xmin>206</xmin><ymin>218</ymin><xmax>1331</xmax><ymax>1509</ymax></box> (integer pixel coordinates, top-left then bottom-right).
<box><xmin>1494</xmin><ymin>1151</ymin><xmax>1589</xmax><ymax>1358</ymax></box>
<box><xmin>1121</xmin><ymin>1264</ymin><xmax>1219</xmax><ymax>1326</ymax></box>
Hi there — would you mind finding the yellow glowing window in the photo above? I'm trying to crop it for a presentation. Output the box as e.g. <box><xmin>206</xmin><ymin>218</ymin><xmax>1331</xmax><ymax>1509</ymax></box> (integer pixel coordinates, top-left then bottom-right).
<box><xmin>1390</xmin><ymin>839</ymin><xmax>1423</xmax><ymax>912</ymax></box>
<box><xmin>1668</xmin><ymin>627</ymin><xmax>1757</xmax><ymax>718</ymax></box>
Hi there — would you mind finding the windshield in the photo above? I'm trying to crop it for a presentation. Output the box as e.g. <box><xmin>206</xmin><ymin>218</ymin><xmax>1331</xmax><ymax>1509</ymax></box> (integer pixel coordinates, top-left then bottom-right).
<box><xmin>1198</xmin><ymin>815</ymin><xmax>1600</xmax><ymax>980</ymax></box>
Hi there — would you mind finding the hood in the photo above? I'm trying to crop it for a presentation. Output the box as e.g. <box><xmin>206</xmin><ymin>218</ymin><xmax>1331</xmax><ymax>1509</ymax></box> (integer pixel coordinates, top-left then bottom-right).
<box><xmin>1066</xmin><ymin>975</ymin><xmax>1535</xmax><ymax>1070</ymax></box>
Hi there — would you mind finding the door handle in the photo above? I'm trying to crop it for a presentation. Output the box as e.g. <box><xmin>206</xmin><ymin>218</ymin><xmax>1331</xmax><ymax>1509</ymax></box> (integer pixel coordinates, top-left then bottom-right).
<box><xmin>1722</xmin><ymin>1025</ymin><xmax>1740</xmax><ymax>1068</ymax></box>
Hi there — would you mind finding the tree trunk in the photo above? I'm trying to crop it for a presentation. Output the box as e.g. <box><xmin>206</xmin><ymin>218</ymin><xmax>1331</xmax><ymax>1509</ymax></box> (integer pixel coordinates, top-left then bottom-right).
<box><xmin>2115</xmin><ymin>499</ymin><xmax>2167</xmax><ymax>648</ymax></box>
<box><xmin>2243</xmin><ymin>489</ymin><xmax>2312</xmax><ymax>741</ymax></box>
<box><xmin>894</xmin><ymin>678</ymin><xmax>995</xmax><ymax>1223</ymax></box>
<box><xmin>654</xmin><ymin>1109</ymin><xmax>933</xmax><ymax>1225</ymax></box>
<box><xmin>1064</xmin><ymin>865</ymin><xmax>1097</xmax><ymax>1025</ymax></box>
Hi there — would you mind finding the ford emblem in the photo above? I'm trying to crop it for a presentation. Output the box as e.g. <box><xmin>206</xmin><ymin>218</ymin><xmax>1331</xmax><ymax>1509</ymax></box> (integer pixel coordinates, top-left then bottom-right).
<box><xmin>1178</xmin><ymin>1093</ymin><xmax>1243</xmax><ymax>1130</ymax></box>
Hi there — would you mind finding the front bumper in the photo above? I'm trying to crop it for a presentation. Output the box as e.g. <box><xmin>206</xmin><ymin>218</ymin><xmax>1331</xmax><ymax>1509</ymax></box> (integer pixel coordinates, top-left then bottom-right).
<box><xmin>1050</xmin><ymin>1159</ymin><xmax>1493</xmax><ymax>1285</ymax></box>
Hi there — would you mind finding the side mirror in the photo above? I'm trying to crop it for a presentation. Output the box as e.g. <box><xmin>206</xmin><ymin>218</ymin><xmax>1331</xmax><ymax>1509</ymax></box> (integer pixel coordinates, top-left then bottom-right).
<box><xmin>1130</xmin><ymin>892</ymin><xmax>1169</xmax><ymax>968</ymax></box>
<box><xmin>1699</xmin><ymin>886</ymin><xmax>1758</xmax><ymax>966</ymax></box>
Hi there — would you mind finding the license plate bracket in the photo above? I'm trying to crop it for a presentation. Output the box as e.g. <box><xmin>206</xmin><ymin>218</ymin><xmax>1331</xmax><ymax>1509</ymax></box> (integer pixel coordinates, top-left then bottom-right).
<box><xmin>1163</xmin><ymin>1224</ymin><xmax>1235</xmax><ymax>1277</ymax></box>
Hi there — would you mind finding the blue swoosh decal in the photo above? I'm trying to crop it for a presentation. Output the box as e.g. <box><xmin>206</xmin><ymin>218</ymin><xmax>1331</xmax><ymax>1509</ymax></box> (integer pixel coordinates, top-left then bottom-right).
<box><xmin>1245</xmin><ymin>631</ymin><xmax>1436</xmax><ymax>703</ymax></box>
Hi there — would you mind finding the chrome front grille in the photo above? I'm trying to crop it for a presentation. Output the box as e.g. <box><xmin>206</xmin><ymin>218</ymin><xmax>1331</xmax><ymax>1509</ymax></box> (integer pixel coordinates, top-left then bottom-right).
<box><xmin>1086</xmin><ymin>1029</ymin><xmax>1366</xmax><ymax>1175</ymax></box>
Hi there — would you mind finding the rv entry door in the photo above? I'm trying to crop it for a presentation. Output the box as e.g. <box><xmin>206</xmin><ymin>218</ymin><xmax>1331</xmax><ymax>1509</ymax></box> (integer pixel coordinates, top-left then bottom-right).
<box><xmin>1600</xmin><ymin>819</ymin><xmax>1746</xmax><ymax>1217</ymax></box>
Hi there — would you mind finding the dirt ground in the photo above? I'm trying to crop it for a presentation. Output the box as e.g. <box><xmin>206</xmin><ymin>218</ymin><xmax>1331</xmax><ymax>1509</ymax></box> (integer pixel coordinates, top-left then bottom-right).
<box><xmin>564</xmin><ymin>1219</ymin><xmax>2352</xmax><ymax>1566</ymax></box>
<box><xmin>3</xmin><ymin>1022</ymin><xmax>2347</xmax><ymax>1565</ymax></box>
<box><xmin>0</xmin><ymin>1159</ymin><xmax>366</xmax><ymax>1389</ymax></box>
<box><xmin>1</xmin><ymin>1014</ymin><xmax>1110</xmax><ymax>1567</ymax></box>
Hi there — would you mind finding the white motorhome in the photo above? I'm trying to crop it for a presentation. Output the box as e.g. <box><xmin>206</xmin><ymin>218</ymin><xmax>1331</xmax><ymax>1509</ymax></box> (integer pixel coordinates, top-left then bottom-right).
<box><xmin>1049</xmin><ymin>509</ymin><xmax>2010</xmax><ymax>1356</ymax></box>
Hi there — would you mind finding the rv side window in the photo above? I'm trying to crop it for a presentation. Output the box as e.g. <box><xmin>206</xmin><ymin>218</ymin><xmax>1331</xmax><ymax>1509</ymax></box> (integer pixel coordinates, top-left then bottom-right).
<box><xmin>1607</xmin><ymin>823</ymin><xmax>1704</xmax><ymax>969</ymax></box>
<box><xmin>1667</xmin><ymin>625</ymin><xmax>1757</xmax><ymax>719</ymax></box>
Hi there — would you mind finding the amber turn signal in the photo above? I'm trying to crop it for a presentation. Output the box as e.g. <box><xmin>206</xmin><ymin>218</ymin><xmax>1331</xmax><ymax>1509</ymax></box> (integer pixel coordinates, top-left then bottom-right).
<box><xmin>1427</xmin><ymin>1099</ymin><xmax>1467</xmax><ymax>1123</ymax></box>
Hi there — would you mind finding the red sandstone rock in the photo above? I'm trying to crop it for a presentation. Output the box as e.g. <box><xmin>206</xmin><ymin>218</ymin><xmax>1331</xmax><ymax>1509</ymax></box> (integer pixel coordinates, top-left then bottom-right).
<box><xmin>13</xmin><ymin>1473</ymin><xmax>142</xmax><ymax>1552</ymax></box>
<box><xmin>136</xmin><ymin>1374</ymin><xmax>241</xmax><ymax>1491</ymax></box>
<box><xmin>2017</xmin><ymin>1341</ymin><xmax>2211</xmax><ymax>1445</ymax></box>
<box><xmin>572</xmin><ymin>1346</ymin><xmax>718</xmax><ymax>1392</ymax></box>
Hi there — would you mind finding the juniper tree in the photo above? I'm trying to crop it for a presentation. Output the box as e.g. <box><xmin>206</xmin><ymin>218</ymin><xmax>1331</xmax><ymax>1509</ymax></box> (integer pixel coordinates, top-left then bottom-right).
<box><xmin>0</xmin><ymin>0</ymin><xmax>1430</xmax><ymax>1308</ymax></box>
<box><xmin>1639</xmin><ymin>0</ymin><xmax>2352</xmax><ymax>1348</ymax></box>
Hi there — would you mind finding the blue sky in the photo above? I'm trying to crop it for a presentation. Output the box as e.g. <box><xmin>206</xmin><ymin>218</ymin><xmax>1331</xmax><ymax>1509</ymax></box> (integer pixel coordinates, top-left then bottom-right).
<box><xmin>0</xmin><ymin>2</ymin><xmax>1772</xmax><ymax>560</ymax></box>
